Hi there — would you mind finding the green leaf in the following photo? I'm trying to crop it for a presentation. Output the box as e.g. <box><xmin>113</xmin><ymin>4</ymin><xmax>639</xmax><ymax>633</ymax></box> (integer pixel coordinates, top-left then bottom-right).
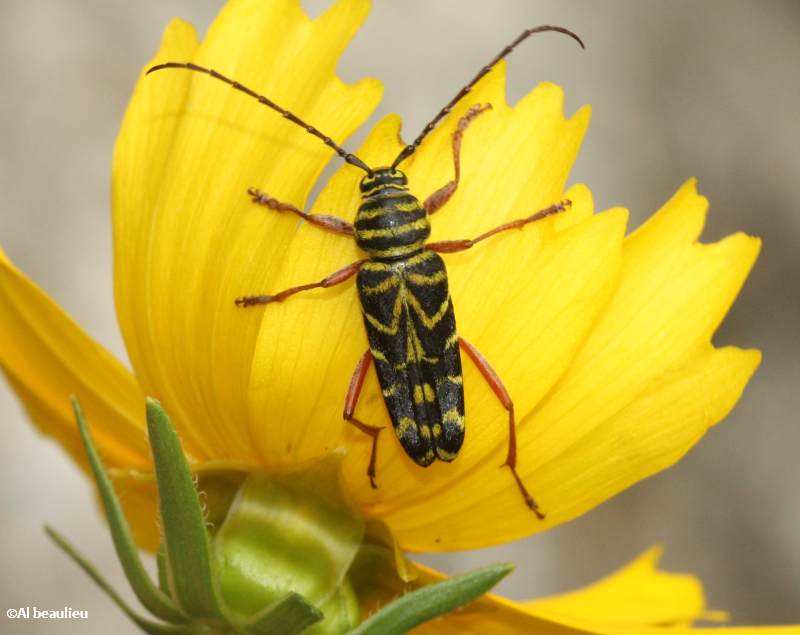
<box><xmin>348</xmin><ymin>563</ymin><xmax>514</xmax><ymax>635</ymax></box>
<box><xmin>240</xmin><ymin>593</ymin><xmax>323</xmax><ymax>635</ymax></box>
<box><xmin>71</xmin><ymin>396</ymin><xmax>186</xmax><ymax>624</ymax></box>
<box><xmin>45</xmin><ymin>526</ymin><xmax>189</xmax><ymax>635</ymax></box>
<box><xmin>146</xmin><ymin>398</ymin><xmax>224</xmax><ymax>619</ymax></box>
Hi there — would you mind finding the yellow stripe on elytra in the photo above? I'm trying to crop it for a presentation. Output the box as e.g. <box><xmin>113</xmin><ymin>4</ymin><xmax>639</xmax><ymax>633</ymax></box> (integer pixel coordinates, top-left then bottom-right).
<box><xmin>406</xmin><ymin>320</ymin><xmax>439</xmax><ymax>364</ymax></box>
<box><xmin>357</xmin><ymin>217</ymin><xmax>429</xmax><ymax>240</ymax></box>
<box><xmin>435</xmin><ymin>373</ymin><xmax>463</xmax><ymax>390</ymax></box>
<box><xmin>405</xmin><ymin>250</ymin><xmax>436</xmax><ymax>266</ymax></box>
<box><xmin>406</xmin><ymin>294</ymin><xmax>451</xmax><ymax>329</ymax></box>
<box><xmin>407</xmin><ymin>270</ymin><xmax>447</xmax><ymax>286</ymax></box>
<box><xmin>364</xmin><ymin>288</ymin><xmax>405</xmax><ymax>335</ymax></box>
<box><xmin>361</xmin><ymin>275</ymin><xmax>399</xmax><ymax>296</ymax></box>
<box><xmin>370</xmin><ymin>348</ymin><xmax>389</xmax><ymax>363</ymax></box>
<box><xmin>364</xmin><ymin>280</ymin><xmax>448</xmax><ymax>348</ymax></box>
<box><xmin>361</xmin><ymin>250</ymin><xmax>435</xmax><ymax>272</ymax></box>
<box><xmin>442</xmin><ymin>408</ymin><xmax>464</xmax><ymax>429</ymax></box>
<box><xmin>413</xmin><ymin>383</ymin><xmax>436</xmax><ymax>404</ymax></box>
<box><xmin>382</xmin><ymin>383</ymin><xmax>400</xmax><ymax>398</ymax></box>
<box><xmin>397</xmin><ymin>417</ymin><xmax>416</xmax><ymax>437</ymax></box>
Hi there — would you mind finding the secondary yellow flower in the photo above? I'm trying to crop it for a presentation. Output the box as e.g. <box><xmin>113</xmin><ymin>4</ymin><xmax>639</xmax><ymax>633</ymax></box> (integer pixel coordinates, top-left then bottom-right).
<box><xmin>1</xmin><ymin>0</ymin><xmax>787</xmax><ymax>632</ymax></box>
<box><xmin>401</xmin><ymin>547</ymin><xmax>798</xmax><ymax>633</ymax></box>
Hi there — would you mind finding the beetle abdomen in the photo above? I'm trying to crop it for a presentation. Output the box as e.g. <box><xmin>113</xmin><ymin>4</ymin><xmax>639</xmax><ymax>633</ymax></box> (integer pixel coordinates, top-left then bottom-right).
<box><xmin>357</xmin><ymin>249</ymin><xmax>465</xmax><ymax>466</ymax></box>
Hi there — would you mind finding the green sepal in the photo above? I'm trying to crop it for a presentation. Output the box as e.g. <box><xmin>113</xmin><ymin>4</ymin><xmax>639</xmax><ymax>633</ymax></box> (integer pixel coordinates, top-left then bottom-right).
<box><xmin>45</xmin><ymin>526</ymin><xmax>189</xmax><ymax>635</ymax></box>
<box><xmin>348</xmin><ymin>563</ymin><xmax>514</xmax><ymax>635</ymax></box>
<box><xmin>146</xmin><ymin>398</ymin><xmax>225</xmax><ymax>619</ymax></box>
<box><xmin>71</xmin><ymin>396</ymin><xmax>186</xmax><ymax>624</ymax></box>
<box><xmin>240</xmin><ymin>592</ymin><xmax>323</xmax><ymax>635</ymax></box>
<box><xmin>156</xmin><ymin>543</ymin><xmax>172</xmax><ymax>598</ymax></box>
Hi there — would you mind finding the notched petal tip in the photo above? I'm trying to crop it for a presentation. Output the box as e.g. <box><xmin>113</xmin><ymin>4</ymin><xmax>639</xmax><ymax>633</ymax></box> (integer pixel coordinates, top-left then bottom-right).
<box><xmin>160</xmin><ymin>17</ymin><xmax>198</xmax><ymax>51</ymax></box>
<box><xmin>142</xmin><ymin>18</ymin><xmax>199</xmax><ymax>77</ymax></box>
<box><xmin>572</xmin><ymin>101</ymin><xmax>591</xmax><ymax>126</ymax></box>
<box><xmin>321</xmin><ymin>0</ymin><xmax>373</xmax><ymax>29</ymax></box>
<box><xmin>526</xmin><ymin>545</ymin><xmax>710</xmax><ymax>628</ymax></box>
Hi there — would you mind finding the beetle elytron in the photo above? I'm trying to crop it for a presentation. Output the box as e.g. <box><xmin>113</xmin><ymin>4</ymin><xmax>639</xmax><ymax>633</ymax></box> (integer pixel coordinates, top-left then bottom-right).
<box><xmin>148</xmin><ymin>25</ymin><xmax>584</xmax><ymax>518</ymax></box>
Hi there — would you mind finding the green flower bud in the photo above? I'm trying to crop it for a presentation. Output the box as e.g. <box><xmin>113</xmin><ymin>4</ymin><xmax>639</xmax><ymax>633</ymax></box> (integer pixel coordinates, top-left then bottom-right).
<box><xmin>213</xmin><ymin>471</ymin><xmax>364</xmax><ymax>633</ymax></box>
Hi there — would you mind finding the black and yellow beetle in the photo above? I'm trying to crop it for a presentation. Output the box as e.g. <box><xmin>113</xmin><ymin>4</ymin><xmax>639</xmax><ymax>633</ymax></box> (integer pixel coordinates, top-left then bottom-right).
<box><xmin>148</xmin><ymin>25</ymin><xmax>583</xmax><ymax>518</ymax></box>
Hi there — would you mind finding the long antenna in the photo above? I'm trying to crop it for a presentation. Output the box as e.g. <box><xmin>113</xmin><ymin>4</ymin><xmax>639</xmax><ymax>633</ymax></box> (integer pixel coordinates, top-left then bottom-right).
<box><xmin>391</xmin><ymin>25</ymin><xmax>584</xmax><ymax>169</ymax></box>
<box><xmin>146</xmin><ymin>62</ymin><xmax>373</xmax><ymax>175</ymax></box>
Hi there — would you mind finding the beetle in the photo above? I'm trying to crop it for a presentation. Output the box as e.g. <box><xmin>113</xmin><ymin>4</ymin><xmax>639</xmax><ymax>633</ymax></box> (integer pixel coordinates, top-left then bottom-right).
<box><xmin>148</xmin><ymin>25</ymin><xmax>584</xmax><ymax>517</ymax></box>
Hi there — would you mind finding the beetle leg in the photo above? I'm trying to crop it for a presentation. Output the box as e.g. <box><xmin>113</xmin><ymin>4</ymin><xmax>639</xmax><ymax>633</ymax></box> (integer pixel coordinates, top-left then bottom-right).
<box><xmin>423</xmin><ymin>103</ymin><xmax>492</xmax><ymax>216</ymax></box>
<box><xmin>459</xmin><ymin>337</ymin><xmax>544</xmax><ymax>519</ymax></box>
<box><xmin>428</xmin><ymin>200</ymin><xmax>570</xmax><ymax>254</ymax></box>
<box><xmin>248</xmin><ymin>187</ymin><xmax>354</xmax><ymax>236</ymax></box>
<box><xmin>343</xmin><ymin>350</ymin><xmax>384</xmax><ymax>488</ymax></box>
<box><xmin>235</xmin><ymin>259</ymin><xmax>365</xmax><ymax>307</ymax></box>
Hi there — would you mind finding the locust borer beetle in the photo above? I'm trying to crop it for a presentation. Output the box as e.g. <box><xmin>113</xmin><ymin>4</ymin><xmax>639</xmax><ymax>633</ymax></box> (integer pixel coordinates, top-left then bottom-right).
<box><xmin>148</xmin><ymin>25</ymin><xmax>584</xmax><ymax>517</ymax></box>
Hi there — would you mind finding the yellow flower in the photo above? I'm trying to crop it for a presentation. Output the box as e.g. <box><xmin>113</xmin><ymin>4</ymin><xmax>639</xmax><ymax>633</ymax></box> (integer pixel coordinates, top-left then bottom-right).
<box><xmin>1</xmin><ymin>0</ymin><xmax>789</xmax><ymax>632</ymax></box>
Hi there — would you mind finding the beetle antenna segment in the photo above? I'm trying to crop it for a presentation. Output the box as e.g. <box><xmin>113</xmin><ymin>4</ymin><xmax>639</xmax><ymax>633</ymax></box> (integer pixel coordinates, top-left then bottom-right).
<box><xmin>391</xmin><ymin>25</ymin><xmax>584</xmax><ymax>169</ymax></box>
<box><xmin>146</xmin><ymin>62</ymin><xmax>373</xmax><ymax>175</ymax></box>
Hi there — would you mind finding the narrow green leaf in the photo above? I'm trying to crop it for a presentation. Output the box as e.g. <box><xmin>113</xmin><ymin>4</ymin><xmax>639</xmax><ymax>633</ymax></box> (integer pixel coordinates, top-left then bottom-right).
<box><xmin>146</xmin><ymin>398</ymin><xmax>224</xmax><ymax>619</ymax></box>
<box><xmin>348</xmin><ymin>563</ymin><xmax>514</xmax><ymax>635</ymax></box>
<box><xmin>71</xmin><ymin>396</ymin><xmax>186</xmax><ymax>624</ymax></box>
<box><xmin>240</xmin><ymin>593</ymin><xmax>323</xmax><ymax>635</ymax></box>
<box><xmin>45</xmin><ymin>526</ymin><xmax>189</xmax><ymax>635</ymax></box>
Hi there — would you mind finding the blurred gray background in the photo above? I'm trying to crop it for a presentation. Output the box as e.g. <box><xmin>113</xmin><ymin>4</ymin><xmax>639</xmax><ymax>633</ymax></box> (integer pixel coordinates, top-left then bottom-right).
<box><xmin>1</xmin><ymin>1</ymin><xmax>798</xmax><ymax>632</ymax></box>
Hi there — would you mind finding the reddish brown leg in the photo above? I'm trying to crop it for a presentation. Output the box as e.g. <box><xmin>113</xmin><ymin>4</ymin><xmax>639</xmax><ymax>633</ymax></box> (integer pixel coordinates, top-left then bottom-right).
<box><xmin>459</xmin><ymin>337</ymin><xmax>544</xmax><ymax>519</ymax></box>
<box><xmin>428</xmin><ymin>200</ymin><xmax>571</xmax><ymax>254</ymax></box>
<box><xmin>235</xmin><ymin>259</ymin><xmax>365</xmax><ymax>307</ymax></box>
<box><xmin>423</xmin><ymin>103</ymin><xmax>492</xmax><ymax>216</ymax></box>
<box><xmin>343</xmin><ymin>350</ymin><xmax>384</xmax><ymax>488</ymax></box>
<box><xmin>249</xmin><ymin>187</ymin><xmax>354</xmax><ymax>236</ymax></box>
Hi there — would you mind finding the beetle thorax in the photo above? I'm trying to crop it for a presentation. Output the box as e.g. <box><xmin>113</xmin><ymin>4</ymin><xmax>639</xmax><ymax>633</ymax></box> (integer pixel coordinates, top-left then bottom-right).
<box><xmin>354</xmin><ymin>167</ymin><xmax>431</xmax><ymax>260</ymax></box>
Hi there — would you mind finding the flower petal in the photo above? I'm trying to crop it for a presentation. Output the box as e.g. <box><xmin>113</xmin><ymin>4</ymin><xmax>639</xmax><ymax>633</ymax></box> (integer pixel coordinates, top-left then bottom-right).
<box><xmin>246</xmin><ymin>115</ymin><xmax>399</xmax><ymax>461</ymax></box>
<box><xmin>112</xmin><ymin>0</ymin><xmax>382</xmax><ymax>463</ymax></box>
<box><xmin>408</xmin><ymin>554</ymin><xmax>797</xmax><ymax>635</ymax></box>
<box><xmin>526</xmin><ymin>546</ymin><xmax>712</xmax><ymax>627</ymax></box>
<box><xmin>379</xmin><ymin>180</ymin><xmax>760</xmax><ymax>550</ymax></box>
<box><xmin>0</xmin><ymin>249</ymin><xmax>148</xmax><ymax>469</ymax></box>
<box><xmin>112</xmin><ymin>17</ymin><xmax>199</xmax><ymax>447</ymax></box>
